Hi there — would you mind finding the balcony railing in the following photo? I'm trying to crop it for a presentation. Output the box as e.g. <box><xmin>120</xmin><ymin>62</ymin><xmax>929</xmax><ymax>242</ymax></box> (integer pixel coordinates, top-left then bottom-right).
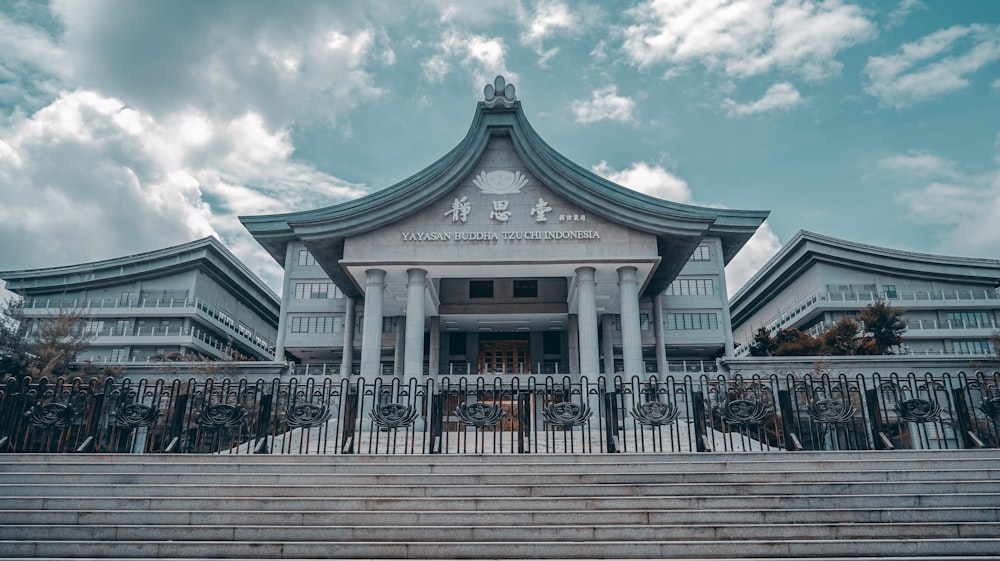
<box><xmin>24</xmin><ymin>296</ymin><xmax>275</xmax><ymax>356</ymax></box>
<box><xmin>757</xmin><ymin>289</ymin><xmax>1000</xmax><ymax>338</ymax></box>
<box><xmin>907</xmin><ymin>318</ymin><xmax>998</xmax><ymax>330</ymax></box>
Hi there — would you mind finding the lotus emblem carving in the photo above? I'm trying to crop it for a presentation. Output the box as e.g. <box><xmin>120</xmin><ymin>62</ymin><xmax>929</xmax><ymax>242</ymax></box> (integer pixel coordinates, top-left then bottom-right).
<box><xmin>473</xmin><ymin>170</ymin><xmax>528</xmax><ymax>194</ymax></box>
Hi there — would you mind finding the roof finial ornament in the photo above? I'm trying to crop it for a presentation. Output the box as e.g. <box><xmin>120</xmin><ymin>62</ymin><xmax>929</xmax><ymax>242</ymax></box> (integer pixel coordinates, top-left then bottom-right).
<box><xmin>484</xmin><ymin>75</ymin><xmax>516</xmax><ymax>108</ymax></box>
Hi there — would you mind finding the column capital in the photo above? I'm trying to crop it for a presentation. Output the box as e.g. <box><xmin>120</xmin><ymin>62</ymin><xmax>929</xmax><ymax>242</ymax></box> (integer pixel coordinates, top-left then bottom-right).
<box><xmin>365</xmin><ymin>268</ymin><xmax>387</xmax><ymax>285</ymax></box>
<box><xmin>406</xmin><ymin>268</ymin><xmax>427</xmax><ymax>284</ymax></box>
<box><xmin>575</xmin><ymin>266</ymin><xmax>596</xmax><ymax>281</ymax></box>
<box><xmin>617</xmin><ymin>266</ymin><xmax>639</xmax><ymax>284</ymax></box>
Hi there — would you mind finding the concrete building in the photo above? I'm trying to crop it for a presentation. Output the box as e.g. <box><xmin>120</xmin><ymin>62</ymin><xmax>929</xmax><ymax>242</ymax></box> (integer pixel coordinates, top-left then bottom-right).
<box><xmin>241</xmin><ymin>77</ymin><xmax>768</xmax><ymax>379</ymax></box>
<box><xmin>1</xmin><ymin>237</ymin><xmax>280</xmax><ymax>363</ymax></box>
<box><xmin>730</xmin><ymin>230</ymin><xmax>1000</xmax><ymax>358</ymax></box>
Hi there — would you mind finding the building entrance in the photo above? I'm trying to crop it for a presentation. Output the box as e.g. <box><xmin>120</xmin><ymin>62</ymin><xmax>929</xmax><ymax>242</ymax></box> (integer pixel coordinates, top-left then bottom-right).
<box><xmin>478</xmin><ymin>339</ymin><xmax>530</xmax><ymax>375</ymax></box>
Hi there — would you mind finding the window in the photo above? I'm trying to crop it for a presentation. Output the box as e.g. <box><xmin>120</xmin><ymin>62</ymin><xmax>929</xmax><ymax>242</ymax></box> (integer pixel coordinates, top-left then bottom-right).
<box><xmin>689</xmin><ymin>245</ymin><xmax>711</xmax><ymax>262</ymax></box>
<box><xmin>665</xmin><ymin>278</ymin><xmax>716</xmax><ymax>296</ymax></box>
<box><xmin>293</xmin><ymin>282</ymin><xmax>340</xmax><ymax>299</ymax></box>
<box><xmin>882</xmin><ymin>284</ymin><xmax>897</xmax><ymax>298</ymax></box>
<box><xmin>954</xmin><ymin>340</ymin><xmax>992</xmax><ymax>354</ymax></box>
<box><xmin>946</xmin><ymin>311</ymin><xmax>993</xmax><ymax>328</ymax></box>
<box><xmin>290</xmin><ymin>316</ymin><xmax>343</xmax><ymax>333</ymax></box>
<box><xmin>297</xmin><ymin>249</ymin><xmax>316</xmax><ymax>266</ymax></box>
<box><xmin>667</xmin><ymin>313</ymin><xmax>719</xmax><ymax>330</ymax></box>
<box><xmin>513</xmin><ymin>280</ymin><xmax>538</xmax><ymax>298</ymax></box>
<box><xmin>469</xmin><ymin>280</ymin><xmax>494</xmax><ymax>298</ymax></box>
<box><xmin>614</xmin><ymin>314</ymin><xmax>651</xmax><ymax>331</ymax></box>
<box><xmin>449</xmin><ymin>333</ymin><xmax>467</xmax><ymax>355</ymax></box>
<box><xmin>543</xmin><ymin>331</ymin><xmax>561</xmax><ymax>355</ymax></box>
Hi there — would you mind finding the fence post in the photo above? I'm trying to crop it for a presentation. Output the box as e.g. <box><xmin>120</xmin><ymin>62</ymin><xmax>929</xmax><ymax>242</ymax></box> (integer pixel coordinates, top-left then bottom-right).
<box><xmin>951</xmin><ymin>388</ymin><xmax>975</xmax><ymax>449</ymax></box>
<box><xmin>692</xmin><ymin>390</ymin><xmax>708</xmax><ymax>452</ymax></box>
<box><xmin>864</xmin><ymin>388</ymin><xmax>885</xmax><ymax>450</ymax></box>
<box><xmin>428</xmin><ymin>392</ymin><xmax>443</xmax><ymax>455</ymax></box>
<box><xmin>777</xmin><ymin>389</ymin><xmax>797</xmax><ymax>451</ymax></box>
<box><xmin>169</xmin><ymin>393</ymin><xmax>189</xmax><ymax>452</ymax></box>
<box><xmin>603</xmin><ymin>390</ymin><xmax>619</xmax><ymax>453</ymax></box>
<box><xmin>341</xmin><ymin>385</ymin><xmax>358</xmax><ymax>454</ymax></box>
<box><xmin>253</xmin><ymin>393</ymin><xmax>272</xmax><ymax>454</ymax></box>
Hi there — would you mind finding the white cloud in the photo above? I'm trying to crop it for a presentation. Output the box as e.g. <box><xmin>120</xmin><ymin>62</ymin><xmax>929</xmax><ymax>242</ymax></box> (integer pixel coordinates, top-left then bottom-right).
<box><xmin>723</xmin><ymin>82</ymin><xmax>802</xmax><ymax>116</ymax></box>
<box><xmin>0</xmin><ymin>12</ymin><xmax>68</xmax><ymax>114</ymax></box>
<box><xmin>622</xmin><ymin>0</ymin><xmax>875</xmax><ymax>80</ymax></box>
<box><xmin>427</xmin><ymin>30</ymin><xmax>515</xmax><ymax>91</ymax></box>
<box><xmin>865</xmin><ymin>24</ymin><xmax>1000</xmax><ymax>107</ymax></box>
<box><xmin>878</xmin><ymin>151</ymin><xmax>962</xmax><ymax>181</ymax></box>
<box><xmin>521</xmin><ymin>1</ymin><xmax>576</xmax><ymax>65</ymax></box>
<box><xmin>0</xmin><ymin>90</ymin><xmax>367</xmax><ymax>289</ymax></box>
<box><xmin>725</xmin><ymin>222</ymin><xmax>782</xmax><ymax>296</ymax></box>
<box><xmin>886</xmin><ymin>0</ymin><xmax>925</xmax><ymax>29</ymax></box>
<box><xmin>592</xmin><ymin>160</ymin><xmax>693</xmax><ymax>203</ymax></box>
<box><xmin>883</xmin><ymin>148</ymin><xmax>1000</xmax><ymax>256</ymax></box>
<box><xmin>593</xmin><ymin>158</ymin><xmax>779</xmax><ymax>294</ymax></box>
<box><xmin>49</xmin><ymin>1</ymin><xmax>386</xmax><ymax>127</ymax></box>
<box><xmin>573</xmin><ymin>85</ymin><xmax>637</xmax><ymax>124</ymax></box>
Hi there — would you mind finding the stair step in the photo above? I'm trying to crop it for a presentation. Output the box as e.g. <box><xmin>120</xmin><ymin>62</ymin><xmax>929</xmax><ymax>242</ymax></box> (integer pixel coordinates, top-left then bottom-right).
<box><xmin>4</xmin><ymin>468</ymin><xmax>997</xmax><ymax>484</ymax></box>
<box><xmin>4</xmin><ymin>506</ymin><xmax>998</xmax><ymax>525</ymax></box>
<box><xmin>4</xmin><ymin>493</ymin><xmax>997</xmax><ymax>510</ymax></box>
<box><xmin>4</xmin><ymin>522</ymin><xmax>1000</xmax><ymax>541</ymax></box>
<box><xmin>4</xmin><ymin>480</ymin><xmax>996</xmax><ymax>498</ymax></box>
<box><xmin>4</xmin><ymin>538</ymin><xmax>1000</xmax><ymax>559</ymax></box>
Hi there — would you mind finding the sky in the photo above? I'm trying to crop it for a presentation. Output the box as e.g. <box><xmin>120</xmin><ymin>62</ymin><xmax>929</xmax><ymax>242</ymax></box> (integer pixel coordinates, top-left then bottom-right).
<box><xmin>0</xmin><ymin>0</ymin><xmax>998</xmax><ymax>302</ymax></box>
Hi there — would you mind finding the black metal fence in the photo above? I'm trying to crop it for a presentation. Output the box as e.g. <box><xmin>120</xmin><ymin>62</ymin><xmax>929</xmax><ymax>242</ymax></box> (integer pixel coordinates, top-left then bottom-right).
<box><xmin>1</xmin><ymin>371</ymin><xmax>998</xmax><ymax>455</ymax></box>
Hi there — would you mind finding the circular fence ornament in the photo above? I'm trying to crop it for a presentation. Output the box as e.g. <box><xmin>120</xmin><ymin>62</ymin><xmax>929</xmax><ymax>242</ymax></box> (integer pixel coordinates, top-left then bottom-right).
<box><xmin>980</xmin><ymin>397</ymin><xmax>1000</xmax><ymax>420</ymax></box>
<box><xmin>284</xmin><ymin>403</ymin><xmax>332</xmax><ymax>429</ymax></box>
<box><xmin>808</xmin><ymin>398</ymin><xmax>856</xmax><ymax>424</ymax></box>
<box><xmin>196</xmin><ymin>403</ymin><xmax>246</xmax><ymax>430</ymax></box>
<box><xmin>720</xmin><ymin>399</ymin><xmax>769</xmax><ymax>426</ymax></box>
<box><xmin>542</xmin><ymin>402</ymin><xmax>592</xmax><ymax>428</ymax></box>
<box><xmin>631</xmin><ymin>400</ymin><xmax>680</xmax><ymax>427</ymax></box>
<box><xmin>115</xmin><ymin>402</ymin><xmax>159</xmax><ymax>428</ymax></box>
<box><xmin>27</xmin><ymin>402</ymin><xmax>74</xmax><ymax>429</ymax></box>
<box><xmin>370</xmin><ymin>403</ymin><xmax>419</xmax><ymax>430</ymax></box>
<box><xmin>455</xmin><ymin>402</ymin><xmax>505</xmax><ymax>428</ymax></box>
<box><xmin>895</xmin><ymin>398</ymin><xmax>941</xmax><ymax>422</ymax></box>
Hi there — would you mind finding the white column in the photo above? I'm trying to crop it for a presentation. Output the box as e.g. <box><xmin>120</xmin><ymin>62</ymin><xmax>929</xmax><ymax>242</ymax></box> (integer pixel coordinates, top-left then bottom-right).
<box><xmin>567</xmin><ymin>314</ymin><xmax>580</xmax><ymax>375</ymax></box>
<box><xmin>273</xmin><ymin>243</ymin><xmax>295</xmax><ymax>363</ymax></box>
<box><xmin>575</xmin><ymin>267</ymin><xmax>600</xmax><ymax>377</ymax></box>
<box><xmin>393</xmin><ymin>317</ymin><xmax>405</xmax><ymax>377</ymax></box>
<box><xmin>340</xmin><ymin>296</ymin><xmax>355</xmax><ymax>376</ymax></box>
<box><xmin>601</xmin><ymin>314</ymin><xmax>615</xmax><ymax>376</ymax></box>
<box><xmin>618</xmin><ymin>266</ymin><xmax>643</xmax><ymax>377</ymax></box>
<box><xmin>711</xmin><ymin>237</ymin><xmax>737</xmax><ymax>358</ymax></box>
<box><xmin>428</xmin><ymin>316</ymin><xmax>440</xmax><ymax>376</ymax></box>
<box><xmin>404</xmin><ymin>268</ymin><xmax>427</xmax><ymax>382</ymax></box>
<box><xmin>359</xmin><ymin>269</ymin><xmax>386</xmax><ymax>377</ymax></box>
<box><xmin>653</xmin><ymin>293</ymin><xmax>668</xmax><ymax>376</ymax></box>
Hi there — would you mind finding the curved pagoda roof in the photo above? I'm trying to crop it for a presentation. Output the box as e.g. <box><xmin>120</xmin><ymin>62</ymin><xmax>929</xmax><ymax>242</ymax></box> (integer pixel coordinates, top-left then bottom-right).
<box><xmin>241</xmin><ymin>77</ymin><xmax>768</xmax><ymax>298</ymax></box>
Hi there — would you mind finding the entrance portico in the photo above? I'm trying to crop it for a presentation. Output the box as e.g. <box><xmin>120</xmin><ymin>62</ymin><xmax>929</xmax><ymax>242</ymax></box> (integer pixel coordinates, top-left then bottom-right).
<box><xmin>339</xmin><ymin>259</ymin><xmax>657</xmax><ymax>379</ymax></box>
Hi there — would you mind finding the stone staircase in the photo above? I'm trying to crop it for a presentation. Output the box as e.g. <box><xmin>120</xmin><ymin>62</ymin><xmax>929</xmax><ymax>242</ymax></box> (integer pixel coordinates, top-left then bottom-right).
<box><xmin>0</xmin><ymin>450</ymin><xmax>998</xmax><ymax>560</ymax></box>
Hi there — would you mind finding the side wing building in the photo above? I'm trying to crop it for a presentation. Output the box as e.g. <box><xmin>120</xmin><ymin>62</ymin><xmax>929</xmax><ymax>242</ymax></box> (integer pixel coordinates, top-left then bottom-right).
<box><xmin>1</xmin><ymin>237</ymin><xmax>280</xmax><ymax>363</ymax></box>
<box><xmin>730</xmin><ymin>230</ymin><xmax>1000</xmax><ymax>357</ymax></box>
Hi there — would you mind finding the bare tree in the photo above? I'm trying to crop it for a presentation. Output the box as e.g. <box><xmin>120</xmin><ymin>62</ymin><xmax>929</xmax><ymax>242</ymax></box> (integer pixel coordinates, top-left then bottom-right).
<box><xmin>0</xmin><ymin>299</ymin><xmax>94</xmax><ymax>380</ymax></box>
